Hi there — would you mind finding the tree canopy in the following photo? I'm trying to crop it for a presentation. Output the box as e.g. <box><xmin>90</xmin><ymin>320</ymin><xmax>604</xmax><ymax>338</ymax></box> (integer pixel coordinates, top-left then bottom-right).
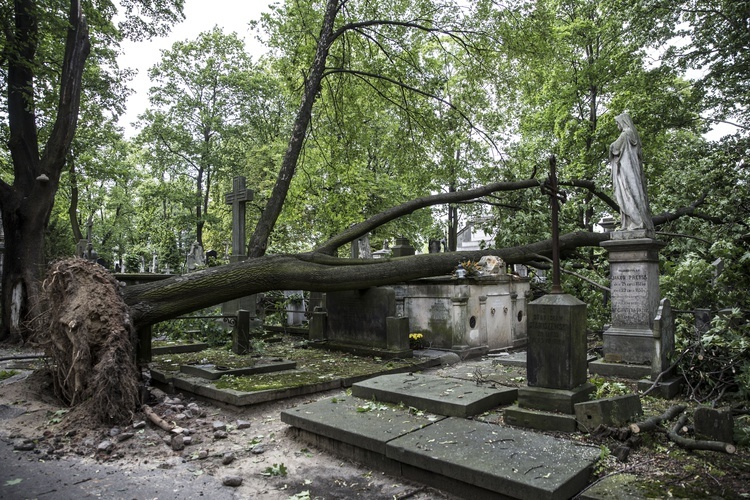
<box><xmin>1</xmin><ymin>0</ymin><xmax>748</xmax><ymax>343</ymax></box>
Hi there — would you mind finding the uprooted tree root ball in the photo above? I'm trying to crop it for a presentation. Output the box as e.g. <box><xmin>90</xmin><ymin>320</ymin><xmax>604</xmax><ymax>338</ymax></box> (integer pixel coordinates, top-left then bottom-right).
<box><xmin>37</xmin><ymin>258</ymin><xmax>139</xmax><ymax>424</ymax></box>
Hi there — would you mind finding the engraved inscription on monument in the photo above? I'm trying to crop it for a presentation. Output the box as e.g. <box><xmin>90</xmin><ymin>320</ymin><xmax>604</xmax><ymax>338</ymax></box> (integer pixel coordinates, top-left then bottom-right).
<box><xmin>610</xmin><ymin>265</ymin><xmax>650</xmax><ymax>328</ymax></box>
<box><xmin>527</xmin><ymin>310</ymin><xmax>567</xmax><ymax>346</ymax></box>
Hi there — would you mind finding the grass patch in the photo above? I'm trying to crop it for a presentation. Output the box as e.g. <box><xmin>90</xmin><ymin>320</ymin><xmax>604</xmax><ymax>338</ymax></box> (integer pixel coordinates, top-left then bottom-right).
<box><xmin>0</xmin><ymin>370</ymin><xmax>20</xmax><ymax>381</ymax></box>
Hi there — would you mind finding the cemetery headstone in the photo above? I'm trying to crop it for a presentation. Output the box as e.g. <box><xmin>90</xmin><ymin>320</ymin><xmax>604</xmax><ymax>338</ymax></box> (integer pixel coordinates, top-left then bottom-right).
<box><xmin>186</xmin><ymin>241</ymin><xmax>204</xmax><ymax>271</ymax></box>
<box><xmin>504</xmin><ymin>156</ymin><xmax>594</xmax><ymax>432</ymax></box>
<box><xmin>313</xmin><ymin>287</ymin><xmax>412</xmax><ymax>358</ymax></box>
<box><xmin>590</xmin><ymin>114</ymin><xmax>681</xmax><ymax>398</ymax></box>
<box><xmin>224</xmin><ymin>176</ymin><xmax>253</xmax><ymax>260</ymax></box>
<box><xmin>390</xmin><ymin>237</ymin><xmax>415</xmax><ymax>257</ymax></box>
<box><xmin>284</xmin><ymin>290</ymin><xmax>306</xmax><ymax>326</ymax></box>
<box><xmin>222</xmin><ymin>176</ymin><xmax>259</xmax><ymax>319</ymax></box>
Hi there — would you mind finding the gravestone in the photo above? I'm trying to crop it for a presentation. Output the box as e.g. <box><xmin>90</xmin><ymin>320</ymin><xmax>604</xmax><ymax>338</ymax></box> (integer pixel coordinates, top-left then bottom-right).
<box><xmin>310</xmin><ymin>287</ymin><xmax>411</xmax><ymax>358</ymax></box>
<box><xmin>186</xmin><ymin>241</ymin><xmax>204</xmax><ymax>271</ymax></box>
<box><xmin>221</xmin><ymin>176</ymin><xmax>259</xmax><ymax>319</ymax></box>
<box><xmin>589</xmin><ymin>116</ymin><xmax>680</xmax><ymax>397</ymax></box>
<box><xmin>390</xmin><ymin>237</ymin><xmax>415</xmax><ymax>257</ymax></box>
<box><xmin>283</xmin><ymin>290</ymin><xmax>306</xmax><ymax>326</ymax></box>
<box><xmin>598</xmin><ymin>236</ymin><xmax>666</xmax><ymax>364</ymax></box>
<box><xmin>504</xmin><ymin>157</ymin><xmax>594</xmax><ymax>432</ymax></box>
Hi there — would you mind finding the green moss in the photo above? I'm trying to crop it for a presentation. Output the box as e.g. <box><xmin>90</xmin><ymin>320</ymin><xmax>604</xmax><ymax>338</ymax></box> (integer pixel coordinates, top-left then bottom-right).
<box><xmin>152</xmin><ymin>335</ymin><xmax>425</xmax><ymax>394</ymax></box>
<box><xmin>0</xmin><ymin>370</ymin><xmax>19</xmax><ymax>381</ymax></box>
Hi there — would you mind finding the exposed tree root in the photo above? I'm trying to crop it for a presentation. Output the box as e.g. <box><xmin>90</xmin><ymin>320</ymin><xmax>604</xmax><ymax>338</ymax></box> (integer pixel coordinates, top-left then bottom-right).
<box><xmin>35</xmin><ymin>258</ymin><xmax>139</xmax><ymax>425</ymax></box>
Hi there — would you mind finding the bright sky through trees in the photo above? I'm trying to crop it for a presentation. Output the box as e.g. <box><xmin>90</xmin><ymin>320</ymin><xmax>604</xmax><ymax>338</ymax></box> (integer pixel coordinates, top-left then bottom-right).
<box><xmin>117</xmin><ymin>0</ymin><xmax>271</xmax><ymax>136</ymax></box>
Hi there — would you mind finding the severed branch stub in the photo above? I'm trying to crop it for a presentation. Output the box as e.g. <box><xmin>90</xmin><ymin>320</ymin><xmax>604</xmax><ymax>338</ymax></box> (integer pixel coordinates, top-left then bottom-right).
<box><xmin>668</xmin><ymin>414</ymin><xmax>736</xmax><ymax>454</ymax></box>
<box><xmin>142</xmin><ymin>404</ymin><xmax>185</xmax><ymax>434</ymax></box>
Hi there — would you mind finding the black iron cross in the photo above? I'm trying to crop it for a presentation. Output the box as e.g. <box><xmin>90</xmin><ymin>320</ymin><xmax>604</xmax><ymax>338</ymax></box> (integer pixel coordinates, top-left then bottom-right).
<box><xmin>540</xmin><ymin>156</ymin><xmax>567</xmax><ymax>294</ymax></box>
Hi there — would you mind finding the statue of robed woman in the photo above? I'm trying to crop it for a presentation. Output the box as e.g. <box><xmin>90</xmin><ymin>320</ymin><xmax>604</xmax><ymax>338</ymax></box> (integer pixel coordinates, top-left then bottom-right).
<box><xmin>609</xmin><ymin>112</ymin><xmax>654</xmax><ymax>232</ymax></box>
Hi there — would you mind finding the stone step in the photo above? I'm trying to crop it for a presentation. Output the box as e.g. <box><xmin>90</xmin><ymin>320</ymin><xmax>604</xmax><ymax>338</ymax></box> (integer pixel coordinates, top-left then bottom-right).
<box><xmin>281</xmin><ymin>393</ymin><xmax>600</xmax><ymax>500</ymax></box>
<box><xmin>351</xmin><ymin>372</ymin><xmax>517</xmax><ymax>418</ymax></box>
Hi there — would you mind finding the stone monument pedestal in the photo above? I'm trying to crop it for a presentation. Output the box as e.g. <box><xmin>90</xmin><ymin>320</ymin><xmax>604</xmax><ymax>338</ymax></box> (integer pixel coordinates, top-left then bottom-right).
<box><xmin>504</xmin><ymin>293</ymin><xmax>594</xmax><ymax>432</ymax></box>
<box><xmin>590</xmin><ymin>234</ymin><xmax>682</xmax><ymax>398</ymax></box>
<box><xmin>599</xmin><ymin>236</ymin><xmax>665</xmax><ymax>364</ymax></box>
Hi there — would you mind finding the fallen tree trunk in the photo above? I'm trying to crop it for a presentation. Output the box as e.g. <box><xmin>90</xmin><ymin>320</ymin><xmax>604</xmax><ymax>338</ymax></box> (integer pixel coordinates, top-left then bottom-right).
<box><xmin>123</xmin><ymin>230</ymin><xmax>608</xmax><ymax>328</ymax></box>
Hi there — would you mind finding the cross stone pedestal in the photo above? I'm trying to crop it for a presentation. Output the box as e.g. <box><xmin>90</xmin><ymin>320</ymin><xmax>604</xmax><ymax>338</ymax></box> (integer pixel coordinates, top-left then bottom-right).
<box><xmin>222</xmin><ymin>176</ymin><xmax>259</xmax><ymax>322</ymax></box>
<box><xmin>504</xmin><ymin>293</ymin><xmax>595</xmax><ymax>432</ymax></box>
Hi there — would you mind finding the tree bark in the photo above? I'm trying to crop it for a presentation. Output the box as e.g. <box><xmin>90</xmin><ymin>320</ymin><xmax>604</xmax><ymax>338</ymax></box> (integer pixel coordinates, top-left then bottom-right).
<box><xmin>0</xmin><ymin>0</ymin><xmax>90</xmax><ymax>341</ymax></box>
<box><xmin>629</xmin><ymin>404</ymin><xmax>687</xmax><ymax>434</ymax></box>
<box><xmin>247</xmin><ymin>0</ymin><xmax>341</xmax><ymax>258</ymax></box>
<box><xmin>124</xmin><ymin>229</ymin><xmax>607</xmax><ymax>328</ymax></box>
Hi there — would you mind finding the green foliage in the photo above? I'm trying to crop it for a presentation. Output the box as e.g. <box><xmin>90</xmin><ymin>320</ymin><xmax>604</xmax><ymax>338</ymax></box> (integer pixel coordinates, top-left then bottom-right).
<box><xmin>589</xmin><ymin>376</ymin><xmax>629</xmax><ymax>399</ymax></box>
<box><xmin>675</xmin><ymin>308</ymin><xmax>750</xmax><ymax>404</ymax></box>
<box><xmin>735</xmin><ymin>415</ymin><xmax>750</xmax><ymax>447</ymax></box>
<box><xmin>0</xmin><ymin>370</ymin><xmax>19</xmax><ymax>381</ymax></box>
<box><xmin>152</xmin><ymin>307</ymin><xmax>229</xmax><ymax>347</ymax></box>
<box><xmin>262</xmin><ymin>463</ymin><xmax>288</xmax><ymax>477</ymax></box>
<box><xmin>594</xmin><ymin>445</ymin><xmax>612</xmax><ymax>475</ymax></box>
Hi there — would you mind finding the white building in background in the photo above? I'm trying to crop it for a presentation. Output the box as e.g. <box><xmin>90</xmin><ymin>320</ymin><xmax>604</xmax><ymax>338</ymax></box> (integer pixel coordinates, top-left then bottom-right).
<box><xmin>456</xmin><ymin>219</ymin><xmax>494</xmax><ymax>251</ymax></box>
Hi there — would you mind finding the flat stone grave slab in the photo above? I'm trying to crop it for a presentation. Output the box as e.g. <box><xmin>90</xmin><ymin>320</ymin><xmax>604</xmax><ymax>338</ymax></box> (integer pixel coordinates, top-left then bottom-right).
<box><xmin>179</xmin><ymin>359</ymin><xmax>296</xmax><ymax>380</ymax></box>
<box><xmin>280</xmin><ymin>395</ymin><xmax>445</xmax><ymax>455</ymax></box>
<box><xmin>152</xmin><ymin>342</ymin><xmax>209</xmax><ymax>355</ymax></box>
<box><xmin>386</xmin><ymin>417</ymin><xmax>600</xmax><ymax>500</ymax></box>
<box><xmin>352</xmin><ymin>373</ymin><xmax>517</xmax><ymax>418</ymax></box>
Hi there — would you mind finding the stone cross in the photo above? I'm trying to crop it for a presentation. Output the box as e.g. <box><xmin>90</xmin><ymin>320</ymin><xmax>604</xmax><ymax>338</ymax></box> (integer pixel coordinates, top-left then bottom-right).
<box><xmin>225</xmin><ymin>176</ymin><xmax>254</xmax><ymax>258</ymax></box>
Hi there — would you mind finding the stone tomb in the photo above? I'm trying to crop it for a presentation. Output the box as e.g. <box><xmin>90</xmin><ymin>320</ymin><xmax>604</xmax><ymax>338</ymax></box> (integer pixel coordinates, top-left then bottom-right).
<box><xmin>394</xmin><ymin>272</ymin><xmax>530</xmax><ymax>353</ymax></box>
<box><xmin>309</xmin><ymin>287</ymin><xmax>411</xmax><ymax>358</ymax></box>
<box><xmin>281</xmin><ymin>391</ymin><xmax>600</xmax><ymax>499</ymax></box>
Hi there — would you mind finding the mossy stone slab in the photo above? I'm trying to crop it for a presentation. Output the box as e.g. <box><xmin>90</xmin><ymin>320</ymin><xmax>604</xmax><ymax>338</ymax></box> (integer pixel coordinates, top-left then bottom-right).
<box><xmin>179</xmin><ymin>359</ymin><xmax>296</xmax><ymax>380</ymax></box>
<box><xmin>280</xmin><ymin>395</ymin><xmax>445</xmax><ymax>455</ymax></box>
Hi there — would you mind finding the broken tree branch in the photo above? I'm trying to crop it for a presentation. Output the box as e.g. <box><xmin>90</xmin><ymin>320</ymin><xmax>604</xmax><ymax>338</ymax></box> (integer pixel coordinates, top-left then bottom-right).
<box><xmin>142</xmin><ymin>404</ymin><xmax>184</xmax><ymax>434</ymax></box>
<box><xmin>630</xmin><ymin>405</ymin><xmax>687</xmax><ymax>434</ymax></box>
<box><xmin>668</xmin><ymin>414</ymin><xmax>736</xmax><ymax>454</ymax></box>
